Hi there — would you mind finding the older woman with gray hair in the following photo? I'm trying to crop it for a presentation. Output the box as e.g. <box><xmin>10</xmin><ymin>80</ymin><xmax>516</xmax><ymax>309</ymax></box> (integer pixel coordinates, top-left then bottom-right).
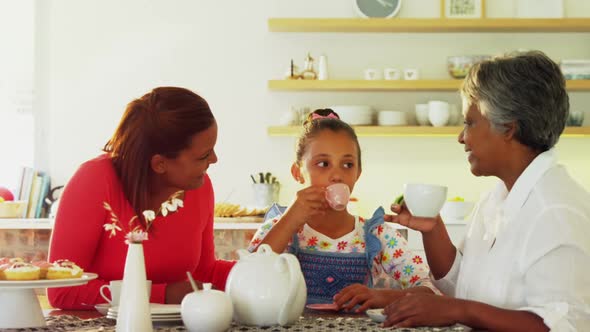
<box><xmin>384</xmin><ymin>51</ymin><xmax>590</xmax><ymax>331</ymax></box>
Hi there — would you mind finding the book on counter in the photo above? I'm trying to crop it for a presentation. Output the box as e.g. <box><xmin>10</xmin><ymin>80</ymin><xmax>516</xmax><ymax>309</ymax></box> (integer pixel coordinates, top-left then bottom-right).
<box><xmin>14</xmin><ymin>166</ymin><xmax>51</xmax><ymax>218</ymax></box>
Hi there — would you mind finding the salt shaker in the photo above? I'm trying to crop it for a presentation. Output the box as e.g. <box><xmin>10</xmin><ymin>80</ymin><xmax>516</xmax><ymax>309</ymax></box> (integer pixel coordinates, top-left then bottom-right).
<box><xmin>318</xmin><ymin>54</ymin><xmax>328</xmax><ymax>80</ymax></box>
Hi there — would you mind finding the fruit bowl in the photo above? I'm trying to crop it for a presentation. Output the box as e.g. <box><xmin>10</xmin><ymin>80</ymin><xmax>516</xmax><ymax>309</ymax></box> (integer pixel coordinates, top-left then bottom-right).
<box><xmin>447</xmin><ymin>55</ymin><xmax>491</xmax><ymax>79</ymax></box>
<box><xmin>0</xmin><ymin>201</ymin><xmax>27</xmax><ymax>218</ymax></box>
<box><xmin>440</xmin><ymin>201</ymin><xmax>475</xmax><ymax>221</ymax></box>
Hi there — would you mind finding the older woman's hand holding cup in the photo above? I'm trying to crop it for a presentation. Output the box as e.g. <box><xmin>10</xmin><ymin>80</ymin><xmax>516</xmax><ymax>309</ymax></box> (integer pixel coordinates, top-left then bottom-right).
<box><xmin>385</xmin><ymin>183</ymin><xmax>447</xmax><ymax>233</ymax></box>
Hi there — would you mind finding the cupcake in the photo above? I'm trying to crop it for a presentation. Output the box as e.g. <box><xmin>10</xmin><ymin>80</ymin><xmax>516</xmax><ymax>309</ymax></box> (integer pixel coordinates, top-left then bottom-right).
<box><xmin>46</xmin><ymin>259</ymin><xmax>84</xmax><ymax>279</ymax></box>
<box><xmin>0</xmin><ymin>258</ymin><xmax>24</xmax><ymax>280</ymax></box>
<box><xmin>4</xmin><ymin>262</ymin><xmax>41</xmax><ymax>281</ymax></box>
<box><xmin>32</xmin><ymin>261</ymin><xmax>53</xmax><ymax>279</ymax></box>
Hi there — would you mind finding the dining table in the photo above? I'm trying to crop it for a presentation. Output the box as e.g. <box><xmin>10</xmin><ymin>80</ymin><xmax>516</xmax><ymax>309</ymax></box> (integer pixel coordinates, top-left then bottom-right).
<box><xmin>3</xmin><ymin>307</ymin><xmax>473</xmax><ymax>332</ymax></box>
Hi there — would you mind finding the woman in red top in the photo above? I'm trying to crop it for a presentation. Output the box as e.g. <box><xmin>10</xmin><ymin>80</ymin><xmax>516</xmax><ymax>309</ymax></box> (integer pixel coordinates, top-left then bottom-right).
<box><xmin>48</xmin><ymin>87</ymin><xmax>235</xmax><ymax>309</ymax></box>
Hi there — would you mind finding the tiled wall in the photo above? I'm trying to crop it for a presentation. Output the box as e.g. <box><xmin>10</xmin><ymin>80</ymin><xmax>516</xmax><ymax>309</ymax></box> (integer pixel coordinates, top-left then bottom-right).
<box><xmin>0</xmin><ymin>229</ymin><xmax>51</xmax><ymax>261</ymax></box>
<box><xmin>213</xmin><ymin>230</ymin><xmax>257</xmax><ymax>260</ymax></box>
<box><xmin>0</xmin><ymin>229</ymin><xmax>254</xmax><ymax>262</ymax></box>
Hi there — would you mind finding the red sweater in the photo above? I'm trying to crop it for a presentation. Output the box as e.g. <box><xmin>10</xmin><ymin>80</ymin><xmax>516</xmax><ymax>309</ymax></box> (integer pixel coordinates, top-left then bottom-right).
<box><xmin>48</xmin><ymin>155</ymin><xmax>235</xmax><ymax>309</ymax></box>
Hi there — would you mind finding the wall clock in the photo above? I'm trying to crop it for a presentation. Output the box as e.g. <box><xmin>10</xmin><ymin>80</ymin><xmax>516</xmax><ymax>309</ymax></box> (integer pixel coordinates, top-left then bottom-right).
<box><xmin>355</xmin><ymin>0</ymin><xmax>402</xmax><ymax>18</ymax></box>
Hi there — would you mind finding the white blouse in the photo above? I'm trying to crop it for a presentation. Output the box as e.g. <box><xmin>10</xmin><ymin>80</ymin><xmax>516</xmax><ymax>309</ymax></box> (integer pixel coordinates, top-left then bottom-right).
<box><xmin>434</xmin><ymin>150</ymin><xmax>590</xmax><ymax>331</ymax></box>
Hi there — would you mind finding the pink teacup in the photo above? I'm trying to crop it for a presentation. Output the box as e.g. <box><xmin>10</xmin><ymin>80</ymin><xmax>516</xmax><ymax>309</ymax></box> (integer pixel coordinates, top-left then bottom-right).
<box><xmin>325</xmin><ymin>183</ymin><xmax>351</xmax><ymax>211</ymax></box>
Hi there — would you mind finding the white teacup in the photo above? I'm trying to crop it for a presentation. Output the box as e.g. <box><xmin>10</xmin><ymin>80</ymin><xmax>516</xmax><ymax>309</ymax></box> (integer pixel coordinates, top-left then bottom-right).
<box><xmin>428</xmin><ymin>101</ymin><xmax>450</xmax><ymax>127</ymax></box>
<box><xmin>415</xmin><ymin>104</ymin><xmax>430</xmax><ymax>126</ymax></box>
<box><xmin>100</xmin><ymin>280</ymin><xmax>152</xmax><ymax>306</ymax></box>
<box><xmin>325</xmin><ymin>183</ymin><xmax>351</xmax><ymax>211</ymax></box>
<box><xmin>403</xmin><ymin>183</ymin><xmax>447</xmax><ymax>218</ymax></box>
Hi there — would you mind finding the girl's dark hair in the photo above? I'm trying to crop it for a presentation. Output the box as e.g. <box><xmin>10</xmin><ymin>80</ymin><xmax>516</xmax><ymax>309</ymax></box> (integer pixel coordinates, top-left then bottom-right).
<box><xmin>295</xmin><ymin>108</ymin><xmax>362</xmax><ymax>170</ymax></box>
<box><xmin>103</xmin><ymin>87</ymin><xmax>215</xmax><ymax>223</ymax></box>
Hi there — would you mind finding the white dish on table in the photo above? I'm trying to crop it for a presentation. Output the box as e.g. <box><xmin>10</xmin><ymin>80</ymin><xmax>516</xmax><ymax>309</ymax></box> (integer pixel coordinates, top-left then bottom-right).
<box><xmin>0</xmin><ymin>272</ymin><xmax>98</xmax><ymax>329</ymax></box>
<box><xmin>95</xmin><ymin>303</ymin><xmax>110</xmax><ymax>315</ymax></box>
<box><xmin>366</xmin><ymin>308</ymin><xmax>386</xmax><ymax>323</ymax></box>
<box><xmin>106</xmin><ymin>303</ymin><xmax>182</xmax><ymax>322</ymax></box>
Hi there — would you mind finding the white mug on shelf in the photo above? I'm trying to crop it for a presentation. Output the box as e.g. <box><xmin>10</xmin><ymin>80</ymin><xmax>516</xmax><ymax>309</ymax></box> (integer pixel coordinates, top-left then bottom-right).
<box><xmin>428</xmin><ymin>101</ymin><xmax>450</xmax><ymax>127</ymax></box>
<box><xmin>403</xmin><ymin>68</ymin><xmax>420</xmax><ymax>80</ymax></box>
<box><xmin>448</xmin><ymin>104</ymin><xmax>461</xmax><ymax>125</ymax></box>
<box><xmin>383</xmin><ymin>68</ymin><xmax>401</xmax><ymax>80</ymax></box>
<box><xmin>363</xmin><ymin>68</ymin><xmax>380</xmax><ymax>80</ymax></box>
<box><xmin>100</xmin><ymin>280</ymin><xmax>152</xmax><ymax>306</ymax></box>
<box><xmin>415</xmin><ymin>104</ymin><xmax>430</xmax><ymax>126</ymax></box>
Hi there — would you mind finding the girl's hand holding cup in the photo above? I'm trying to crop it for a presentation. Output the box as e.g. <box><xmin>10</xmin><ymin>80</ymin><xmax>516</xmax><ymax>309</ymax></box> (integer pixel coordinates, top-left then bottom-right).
<box><xmin>283</xmin><ymin>186</ymin><xmax>329</xmax><ymax>228</ymax></box>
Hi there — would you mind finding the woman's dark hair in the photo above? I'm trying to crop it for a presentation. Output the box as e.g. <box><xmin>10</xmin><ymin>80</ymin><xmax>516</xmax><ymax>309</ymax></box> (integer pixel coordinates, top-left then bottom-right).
<box><xmin>103</xmin><ymin>87</ymin><xmax>215</xmax><ymax>222</ymax></box>
<box><xmin>295</xmin><ymin>108</ymin><xmax>362</xmax><ymax>170</ymax></box>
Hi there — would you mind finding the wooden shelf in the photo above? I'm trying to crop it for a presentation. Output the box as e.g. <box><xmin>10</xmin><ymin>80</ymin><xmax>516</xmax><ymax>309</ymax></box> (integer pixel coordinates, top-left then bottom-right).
<box><xmin>0</xmin><ymin>217</ymin><xmax>264</xmax><ymax>230</ymax></box>
<box><xmin>0</xmin><ymin>218</ymin><xmax>53</xmax><ymax>229</ymax></box>
<box><xmin>268</xmin><ymin>18</ymin><xmax>590</xmax><ymax>33</ymax></box>
<box><xmin>268</xmin><ymin>80</ymin><xmax>590</xmax><ymax>92</ymax></box>
<box><xmin>268</xmin><ymin>126</ymin><xmax>590</xmax><ymax>137</ymax></box>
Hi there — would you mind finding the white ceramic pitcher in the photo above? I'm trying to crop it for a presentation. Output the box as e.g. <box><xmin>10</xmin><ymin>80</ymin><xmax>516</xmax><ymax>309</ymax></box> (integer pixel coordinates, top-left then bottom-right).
<box><xmin>226</xmin><ymin>244</ymin><xmax>306</xmax><ymax>326</ymax></box>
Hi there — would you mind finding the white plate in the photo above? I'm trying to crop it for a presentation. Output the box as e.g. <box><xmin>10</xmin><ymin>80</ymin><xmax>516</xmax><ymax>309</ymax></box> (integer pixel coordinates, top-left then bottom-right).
<box><xmin>109</xmin><ymin>303</ymin><xmax>181</xmax><ymax>315</ymax></box>
<box><xmin>107</xmin><ymin>311</ymin><xmax>181</xmax><ymax>319</ymax></box>
<box><xmin>366</xmin><ymin>308</ymin><xmax>386</xmax><ymax>323</ymax></box>
<box><xmin>106</xmin><ymin>314</ymin><xmax>182</xmax><ymax>322</ymax></box>
<box><xmin>0</xmin><ymin>273</ymin><xmax>98</xmax><ymax>289</ymax></box>
<box><xmin>95</xmin><ymin>303</ymin><xmax>110</xmax><ymax>315</ymax></box>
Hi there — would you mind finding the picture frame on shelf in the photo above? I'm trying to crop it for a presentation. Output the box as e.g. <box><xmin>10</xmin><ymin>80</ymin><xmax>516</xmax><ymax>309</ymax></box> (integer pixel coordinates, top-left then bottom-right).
<box><xmin>441</xmin><ymin>0</ymin><xmax>485</xmax><ymax>19</ymax></box>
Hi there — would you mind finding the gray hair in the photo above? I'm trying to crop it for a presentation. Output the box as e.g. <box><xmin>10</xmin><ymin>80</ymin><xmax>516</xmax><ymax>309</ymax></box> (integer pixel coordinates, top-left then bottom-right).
<box><xmin>461</xmin><ymin>50</ymin><xmax>569</xmax><ymax>152</ymax></box>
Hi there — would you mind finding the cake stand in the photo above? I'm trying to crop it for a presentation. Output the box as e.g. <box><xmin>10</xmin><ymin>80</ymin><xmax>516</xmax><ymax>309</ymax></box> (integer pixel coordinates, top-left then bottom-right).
<box><xmin>0</xmin><ymin>272</ymin><xmax>98</xmax><ymax>328</ymax></box>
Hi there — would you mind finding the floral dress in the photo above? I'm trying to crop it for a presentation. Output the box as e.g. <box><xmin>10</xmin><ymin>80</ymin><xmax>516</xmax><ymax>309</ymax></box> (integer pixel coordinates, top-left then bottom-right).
<box><xmin>248</xmin><ymin>206</ymin><xmax>439</xmax><ymax>303</ymax></box>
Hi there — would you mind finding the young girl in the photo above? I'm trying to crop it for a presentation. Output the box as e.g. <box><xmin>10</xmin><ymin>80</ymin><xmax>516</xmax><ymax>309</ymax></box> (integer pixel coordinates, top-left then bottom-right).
<box><xmin>248</xmin><ymin>109</ymin><xmax>438</xmax><ymax>312</ymax></box>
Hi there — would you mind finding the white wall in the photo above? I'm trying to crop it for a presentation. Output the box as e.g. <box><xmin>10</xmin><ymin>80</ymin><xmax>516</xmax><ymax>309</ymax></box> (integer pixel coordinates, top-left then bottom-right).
<box><xmin>0</xmin><ymin>0</ymin><xmax>35</xmax><ymax>192</ymax></box>
<box><xmin>37</xmin><ymin>0</ymin><xmax>590</xmax><ymax>216</ymax></box>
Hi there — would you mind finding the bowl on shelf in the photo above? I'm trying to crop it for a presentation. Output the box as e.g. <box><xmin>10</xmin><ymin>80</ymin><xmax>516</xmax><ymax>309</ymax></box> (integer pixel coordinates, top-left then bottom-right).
<box><xmin>0</xmin><ymin>200</ymin><xmax>27</xmax><ymax>218</ymax></box>
<box><xmin>377</xmin><ymin>110</ymin><xmax>407</xmax><ymax>126</ymax></box>
<box><xmin>329</xmin><ymin>105</ymin><xmax>374</xmax><ymax>125</ymax></box>
<box><xmin>440</xmin><ymin>201</ymin><xmax>475</xmax><ymax>221</ymax></box>
<box><xmin>447</xmin><ymin>55</ymin><xmax>491</xmax><ymax>79</ymax></box>
<box><xmin>566</xmin><ymin>111</ymin><xmax>585</xmax><ymax>126</ymax></box>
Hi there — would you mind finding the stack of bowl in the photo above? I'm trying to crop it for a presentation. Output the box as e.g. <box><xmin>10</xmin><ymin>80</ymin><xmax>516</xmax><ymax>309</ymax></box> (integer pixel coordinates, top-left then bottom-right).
<box><xmin>377</xmin><ymin>110</ymin><xmax>407</xmax><ymax>126</ymax></box>
<box><xmin>329</xmin><ymin>105</ymin><xmax>374</xmax><ymax>125</ymax></box>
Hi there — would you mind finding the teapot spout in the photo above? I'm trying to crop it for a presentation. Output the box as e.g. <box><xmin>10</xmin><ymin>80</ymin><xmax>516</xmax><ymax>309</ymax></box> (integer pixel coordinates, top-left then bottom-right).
<box><xmin>236</xmin><ymin>249</ymin><xmax>250</xmax><ymax>259</ymax></box>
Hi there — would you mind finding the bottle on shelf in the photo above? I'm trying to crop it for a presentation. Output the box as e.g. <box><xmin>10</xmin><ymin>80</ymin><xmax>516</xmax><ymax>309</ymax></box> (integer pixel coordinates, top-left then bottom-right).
<box><xmin>300</xmin><ymin>53</ymin><xmax>317</xmax><ymax>80</ymax></box>
<box><xmin>318</xmin><ymin>54</ymin><xmax>328</xmax><ymax>80</ymax></box>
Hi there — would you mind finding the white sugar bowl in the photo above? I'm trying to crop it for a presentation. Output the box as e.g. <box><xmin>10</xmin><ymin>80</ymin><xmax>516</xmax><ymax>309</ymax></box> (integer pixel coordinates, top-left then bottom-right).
<box><xmin>181</xmin><ymin>283</ymin><xmax>233</xmax><ymax>332</ymax></box>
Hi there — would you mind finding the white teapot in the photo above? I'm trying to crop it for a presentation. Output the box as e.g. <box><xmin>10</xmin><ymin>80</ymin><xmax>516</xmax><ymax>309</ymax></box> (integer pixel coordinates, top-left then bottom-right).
<box><xmin>226</xmin><ymin>244</ymin><xmax>306</xmax><ymax>326</ymax></box>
